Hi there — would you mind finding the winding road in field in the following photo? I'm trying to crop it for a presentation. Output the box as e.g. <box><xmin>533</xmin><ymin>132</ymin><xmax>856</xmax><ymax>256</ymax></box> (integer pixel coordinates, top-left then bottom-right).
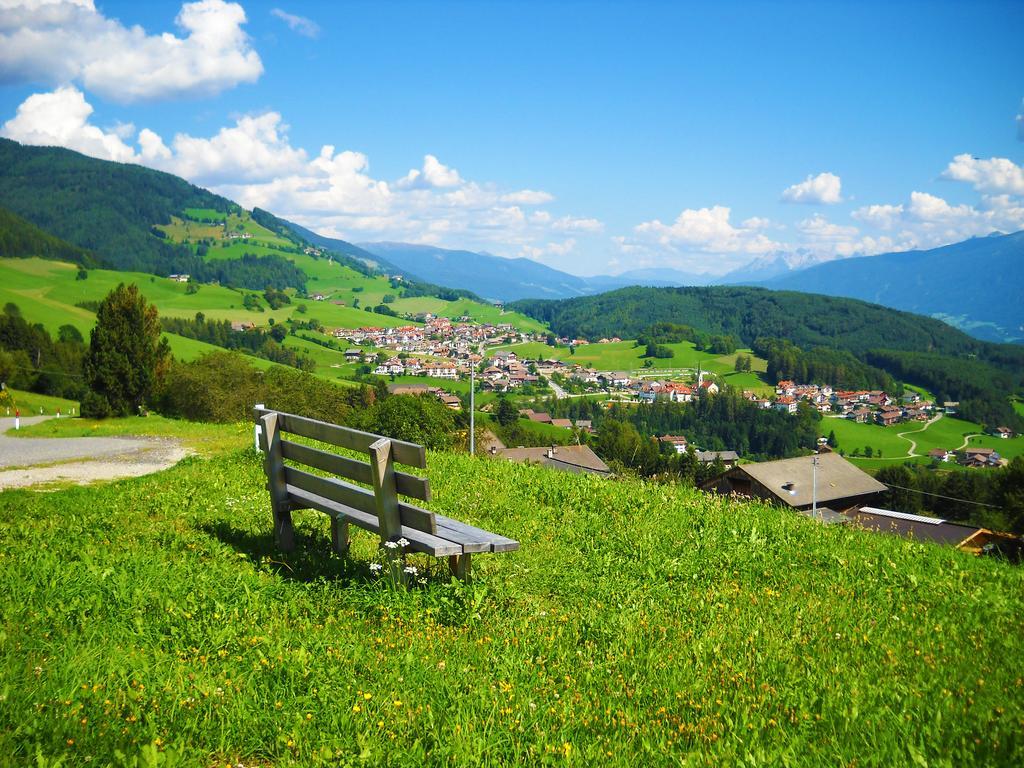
<box><xmin>896</xmin><ymin>413</ymin><xmax>944</xmax><ymax>458</ymax></box>
<box><xmin>825</xmin><ymin>411</ymin><xmax>945</xmax><ymax>461</ymax></box>
<box><xmin>0</xmin><ymin>416</ymin><xmax>188</xmax><ymax>489</ymax></box>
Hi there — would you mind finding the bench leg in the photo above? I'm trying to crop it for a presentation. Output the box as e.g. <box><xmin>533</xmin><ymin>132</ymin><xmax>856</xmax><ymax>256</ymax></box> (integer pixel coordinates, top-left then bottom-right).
<box><xmin>331</xmin><ymin>517</ymin><xmax>350</xmax><ymax>556</ymax></box>
<box><xmin>273</xmin><ymin>508</ymin><xmax>295</xmax><ymax>552</ymax></box>
<box><xmin>449</xmin><ymin>553</ymin><xmax>472</xmax><ymax>582</ymax></box>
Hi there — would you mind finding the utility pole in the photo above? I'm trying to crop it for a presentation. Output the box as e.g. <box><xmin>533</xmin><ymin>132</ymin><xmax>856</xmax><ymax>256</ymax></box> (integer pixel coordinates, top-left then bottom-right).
<box><xmin>812</xmin><ymin>454</ymin><xmax>819</xmax><ymax>519</ymax></box>
<box><xmin>469</xmin><ymin>367</ymin><xmax>475</xmax><ymax>456</ymax></box>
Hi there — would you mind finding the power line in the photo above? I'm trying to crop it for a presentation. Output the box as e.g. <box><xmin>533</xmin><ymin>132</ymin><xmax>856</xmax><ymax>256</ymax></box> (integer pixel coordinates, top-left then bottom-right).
<box><xmin>4</xmin><ymin>365</ymin><xmax>84</xmax><ymax>378</ymax></box>
<box><xmin>883</xmin><ymin>482</ymin><xmax>1003</xmax><ymax>509</ymax></box>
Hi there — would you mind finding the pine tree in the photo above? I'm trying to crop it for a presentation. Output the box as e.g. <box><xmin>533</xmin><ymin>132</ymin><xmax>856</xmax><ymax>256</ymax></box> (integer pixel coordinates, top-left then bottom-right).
<box><xmin>83</xmin><ymin>284</ymin><xmax>170</xmax><ymax>417</ymax></box>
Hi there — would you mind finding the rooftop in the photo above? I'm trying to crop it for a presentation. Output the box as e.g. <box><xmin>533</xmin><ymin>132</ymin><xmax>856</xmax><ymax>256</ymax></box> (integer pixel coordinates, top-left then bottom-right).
<box><xmin>734</xmin><ymin>452</ymin><xmax>887</xmax><ymax>508</ymax></box>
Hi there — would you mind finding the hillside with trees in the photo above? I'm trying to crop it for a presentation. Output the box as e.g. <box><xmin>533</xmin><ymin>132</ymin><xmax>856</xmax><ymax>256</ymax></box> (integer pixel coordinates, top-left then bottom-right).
<box><xmin>512</xmin><ymin>286</ymin><xmax>1024</xmax><ymax>430</ymax></box>
<box><xmin>0</xmin><ymin>206</ymin><xmax>91</xmax><ymax>264</ymax></box>
<box><xmin>0</xmin><ymin>138</ymin><xmax>234</xmax><ymax>275</ymax></box>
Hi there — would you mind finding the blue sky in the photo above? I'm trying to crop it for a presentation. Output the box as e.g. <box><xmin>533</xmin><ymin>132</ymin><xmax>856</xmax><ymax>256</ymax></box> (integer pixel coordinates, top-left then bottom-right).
<box><xmin>1</xmin><ymin>0</ymin><xmax>1022</xmax><ymax>275</ymax></box>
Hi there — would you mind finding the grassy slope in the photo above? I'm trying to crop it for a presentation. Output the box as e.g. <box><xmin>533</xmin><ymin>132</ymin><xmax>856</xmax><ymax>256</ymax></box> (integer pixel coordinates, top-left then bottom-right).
<box><xmin>0</xmin><ymin>388</ymin><xmax>79</xmax><ymax>415</ymax></box>
<box><xmin>0</xmin><ymin>438</ymin><xmax>1020</xmax><ymax>765</ymax></box>
<box><xmin>185</xmin><ymin>214</ymin><xmax>545</xmax><ymax>333</ymax></box>
<box><xmin>823</xmin><ymin>414</ymin><xmax>1024</xmax><ymax>472</ymax></box>
<box><xmin>494</xmin><ymin>340</ymin><xmax>771</xmax><ymax>387</ymax></box>
<box><xmin>0</xmin><ymin>257</ymin><xmax>274</xmax><ymax>364</ymax></box>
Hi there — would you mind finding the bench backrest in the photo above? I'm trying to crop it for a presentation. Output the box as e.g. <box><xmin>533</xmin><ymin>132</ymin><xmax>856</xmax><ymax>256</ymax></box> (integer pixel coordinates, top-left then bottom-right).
<box><xmin>254</xmin><ymin>405</ymin><xmax>437</xmax><ymax>538</ymax></box>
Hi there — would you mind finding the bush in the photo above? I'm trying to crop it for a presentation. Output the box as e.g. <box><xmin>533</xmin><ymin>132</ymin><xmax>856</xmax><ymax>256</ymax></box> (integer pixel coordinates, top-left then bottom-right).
<box><xmin>80</xmin><ymin>390</ymin><xmax>112</xmax><ymax>419</ymax></box>
<box><xmin>157</xmin><ymin>351</ymin><xmax>373</xmax><ymax>424</ymax></box>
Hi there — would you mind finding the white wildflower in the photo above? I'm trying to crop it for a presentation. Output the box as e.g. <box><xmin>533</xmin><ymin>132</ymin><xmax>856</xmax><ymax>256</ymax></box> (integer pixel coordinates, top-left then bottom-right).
<box><xmin>403</xmin><ymin>565</ymin><xmax>418</xmax><ymax>575</ymax></box>
<box><xmin>383</xmin><ymin>540</ymin><xmax>399</xmax><ymax>549</ymax></box>
<box><xmin>369</xmin><ymin>563</ymin><xmax>383</xmax><ymax>573</ymax></box>
<box><xmin>397</xmin><ymin>537</ymin><xmax>410</xmax><ymax>547</ymax></box>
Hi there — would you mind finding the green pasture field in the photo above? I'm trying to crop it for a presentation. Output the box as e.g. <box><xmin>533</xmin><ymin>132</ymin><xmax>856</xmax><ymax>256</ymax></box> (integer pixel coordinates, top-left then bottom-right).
<box><xmin>203</xmin><ymin>241</ymin><xmax>296</xmax><ymax>261</ymax></box>
<box><xmin>0</xmin><ymin>257</ymin><xmax>276</xmax><ymax>363</ymax></box>
<box><xmin>823</xmin><ymin>413</ymin><xmax>1024</xmax><ymax>472</ymax></box>
<box><xmin>1013</xmin><ymin>398</ymin><xmax>1024</xmax><ymax>419</ymax></box>
<box><xmin>155</xmin><ymin>216</ymin><xmax>223</xmax><ymax>242</ymax></box>
<box><xmin>372</xmin><ymin>374</ymin><xmax>472</xmax><ymax>396</ymax></box>
<box><xmin>493</xmin><ymin>340</ymin><xmax>768</xmax><ymax>380</ymax></box>
<box><xmin>183</xmin><ymin>208</ymin><xmax>228</xmax><ymax>222</ymax></box>
<box><xmin>0</xmin><ymin>388</ymin><xmax>79</xmax><ymax>416</ymax></box>
<box><xmin>1</xmin><ymin>441</ymin><xmax>1021</xmax><ymax>765</ymax></box>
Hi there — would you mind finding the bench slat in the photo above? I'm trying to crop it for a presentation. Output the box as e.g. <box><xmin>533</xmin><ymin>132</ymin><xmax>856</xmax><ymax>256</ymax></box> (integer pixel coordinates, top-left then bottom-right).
<box><xmin>286</xmin><ymin>486</ymin><xmax>462</xmax><ymax>557</ymax></box>
<box><xmin>285</xmin><ymin>466</ymin><xmax>437</xmax><ymax>535</ymax></box>
<box><xmin>435</xmin><ymin>514</ymin><xmax>520</xmax><ymax>553</ymax></box>
<box><xmin>256</xmin><ymin>407</ymin><xmax>426</xmax><ymax>468</ymax></box>
<box><xmin>280</xmin><ymin>439</ymin><xmax>431</xmax><ymax>502</ymax></box>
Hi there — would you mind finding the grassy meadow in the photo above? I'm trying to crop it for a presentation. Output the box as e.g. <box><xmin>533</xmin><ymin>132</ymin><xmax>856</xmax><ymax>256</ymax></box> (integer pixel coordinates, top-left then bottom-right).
<box><xmin>823</xmin><ymin>414</ymin><xmax>1024</xmax><ymax>472</ymax></box>
<box><xmin>0</xmin><ymin>388</ymin><xmax>79</xmax><ymax>416</ymax></box>
<box><xmin>1</xmin><ymin>425</ymin><xmax>1022</xmax><ymax>765</ymax></box>
<box><xmin>493</xmin><ymin>340</ymin><xmax>771</xmax><ymax>390</ymax></box>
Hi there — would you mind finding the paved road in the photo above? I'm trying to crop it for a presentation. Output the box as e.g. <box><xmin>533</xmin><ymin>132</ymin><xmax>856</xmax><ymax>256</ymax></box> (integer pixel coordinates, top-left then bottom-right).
<box><xmin>0</xmin><ymin>416</ymin><xmax>169</xmax><ymax>469</ymax></box>
<box><xmin>0</xmin><ymin>416</ymin><xmax>189</xmax><ymax>489</ymax></box>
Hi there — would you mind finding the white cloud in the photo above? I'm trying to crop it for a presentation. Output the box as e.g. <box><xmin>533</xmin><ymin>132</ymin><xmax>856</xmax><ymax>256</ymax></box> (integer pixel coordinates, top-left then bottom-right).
<box><xmin>0</xmin><ymin>0</ymin><xmax>262</xmax><ymax>102</ymax></box>
<box><xmin>552</xmin><ymin>215</ymin><xmax>603</xmax><ymax>233</ymax></box>
<box><xmin>849</xmin><ymin>190</ymin><xmax>1024</xmax><ymax>254</ymax></box>
<box><xmin>797</xmin><ymin>214</ymin><xmax>858</xmax><ymax>239</ymax></box>
<box><xmin>852</xmin><ymin>203</ymin><xmax>904</xmax><ymax>230</ymax></box>
<box><xmin>396</xmin><ymin>154</ymin><xmax>464</xmax><ymax>190</ymax></box>
<box><xmin>0</xmin><ymin>85</ymin><xmax>139</xmax><ymax>162</ymax></box>
<box><xmin>270</xmin><ymin>7</ymin><xmax>320</xmax><ymax>38</ymax></box>
<box><xmin>633</xmin><ymin>205</ymin><xmax>781</xmax><ymax>254</ymax></box>
<box><xmin>781</xmin><ymin>172</ymin><xmax>843</xmax><ymax>204</ymax></box>
<box><xmin>942</xmin><ymin>154</ymin><xmax>1024</xmax><ymax>195</ymax></box>
<box><xmin>501</xmin><ymin>189</ymin><xmax>555</xmax><ymax>205</ymax></box>
<box><xmin>0</xmin><ymin>86</ymin><xmax>596</xmax><ymax>260</ymax></box>
<box><xmin>162</xmin><ymin>112</ymin><xmax>309</xmax><ymax>184</ymax></box>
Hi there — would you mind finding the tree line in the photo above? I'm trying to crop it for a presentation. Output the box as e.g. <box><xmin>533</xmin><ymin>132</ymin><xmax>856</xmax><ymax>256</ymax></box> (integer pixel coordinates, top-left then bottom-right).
<box><xmin>510</xmin><ymin>285</ymin><xmax>1024</xmax><ymax>431</ymax></box>
<box><xmin>876</xmin><ymin>460</ymin><xmax>1024</xmax><ymax>535</ymax></box>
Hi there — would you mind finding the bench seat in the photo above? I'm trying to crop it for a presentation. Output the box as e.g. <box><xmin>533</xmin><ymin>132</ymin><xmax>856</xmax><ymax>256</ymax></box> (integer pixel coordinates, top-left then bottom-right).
<box><xmin>255</xmin><ymin>405</ymin><xmax>519</xmax><ymax>580</ymax></box>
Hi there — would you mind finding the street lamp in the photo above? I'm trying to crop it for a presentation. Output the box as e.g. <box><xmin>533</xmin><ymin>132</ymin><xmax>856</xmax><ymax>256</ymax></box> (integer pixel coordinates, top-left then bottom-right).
<box><xmin>782</xmin><ymin>455</ymin><xmax>820</xmax><ymax>519</ymax></box>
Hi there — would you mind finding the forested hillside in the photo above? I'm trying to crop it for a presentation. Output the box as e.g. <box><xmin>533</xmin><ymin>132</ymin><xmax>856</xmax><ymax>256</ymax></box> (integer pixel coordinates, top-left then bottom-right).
<box><xmin>0</xmin><ymin>206</ymin><xmax>91</xmax><ymax>263</ymax></box>
<box><xmin>763</xmin><ymin>231</ymin><xmax>1024</xmax><ymax>343</ymax></box>
<box><xmin>512</xmin><ymin>286</ymin><xmax>1024</xmax><ymax>428</ymax></box>
<box><xmin>0</xmin><ymin>138</ymin><xmax>235</xmax><ymax>275</ymax></box>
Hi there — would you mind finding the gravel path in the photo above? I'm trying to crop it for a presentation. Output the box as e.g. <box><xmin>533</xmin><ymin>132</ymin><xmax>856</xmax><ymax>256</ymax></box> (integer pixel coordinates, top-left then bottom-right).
<box><xmin>0</xmin><ymin>416</ymin><xmax>188</xmax><ymax>489</ymax></box>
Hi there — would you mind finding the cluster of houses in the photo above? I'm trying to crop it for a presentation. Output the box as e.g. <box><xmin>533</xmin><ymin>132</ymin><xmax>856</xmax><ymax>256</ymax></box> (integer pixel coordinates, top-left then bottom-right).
<box><xmin>335</xmin><ymin>318</ymin><xmax>540</xmax><ymax>378</ymax></box>
<box><xmin>371</xmin><ymin>356</ymin><xmax>462</xmax><ymax>379</ymax></box>
<box><xmin>743</xmin><ymin>380</ymin><xmax>944</xmax><ymax>425</ymax></box>
<box><xmin>927</xmin><ymin>446</ymin><xmax>1008</xmax><ymax>468</ymax></box>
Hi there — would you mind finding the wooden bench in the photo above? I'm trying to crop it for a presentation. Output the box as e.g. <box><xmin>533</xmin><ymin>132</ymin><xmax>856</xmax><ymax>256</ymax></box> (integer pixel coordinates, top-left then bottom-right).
<box><xmin>254</xmin><ymin>405</ymin><xmax>518</xmax><ymax>580</ymax></box>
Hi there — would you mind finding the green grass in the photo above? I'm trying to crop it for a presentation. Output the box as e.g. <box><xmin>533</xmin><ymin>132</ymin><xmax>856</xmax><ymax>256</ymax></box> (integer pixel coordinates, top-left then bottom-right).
<box><xmin>823</xmin><ymin>413</ymin><xmax>1024</xmax><ymax>472</ymax></box>
<box><xmin>493</xmin><ymin>340</ymin><xmax>769</xmax><ymax>383</ymax></box>
<box><xmin>1013</xmin><ymin>398</ymin><xmax>1024</xmax><ymax>420</ymax></box>
<box><xmin>0</xmin><ymin>388</ymin><xmax>79</xmax><ymax>416</ymax></box>
<box><xmin>375</xmin><ymin>375</ymin><xmax>472</xmax><ymax>396</ymax></box>
<box><xmin>1</xmin><ymin>444</ymin><xmax>1021</xmax><ymax>765</ymax></box>
<box><xmin>183</xmin><ymin>207</ymin><xmax>228</xmax><ymax>222</ymax></box>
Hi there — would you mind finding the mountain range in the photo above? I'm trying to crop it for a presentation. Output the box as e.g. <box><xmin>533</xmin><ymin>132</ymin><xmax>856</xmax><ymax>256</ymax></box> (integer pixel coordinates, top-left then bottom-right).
<box><xmin>355</xmin><ymin>242</ymin><xmax>715</xmax><ymax>302</ymax></box>
<box><xmin>352</xmin><ymin>234</ymin><xmax>1023</xmax><ymax>343</ymax></box>
<box><xmin>759</xmin><ymin>232</ymin><xmax>1024</xmax><ymax>343</ymax></box>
